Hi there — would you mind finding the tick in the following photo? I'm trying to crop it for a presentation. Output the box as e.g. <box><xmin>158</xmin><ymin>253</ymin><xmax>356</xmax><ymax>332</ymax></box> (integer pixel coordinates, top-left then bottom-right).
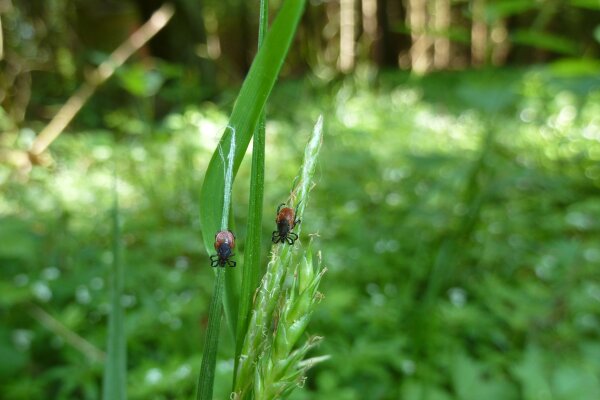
<box><xmin>210</xmin><ymin>230</ymin><xmax>236</xmax><ymax>267</ymax></box>
<box><xmin>272</xmin><ymin>203</ymin><xmax>301</xmax><ymax>245</ymax></box>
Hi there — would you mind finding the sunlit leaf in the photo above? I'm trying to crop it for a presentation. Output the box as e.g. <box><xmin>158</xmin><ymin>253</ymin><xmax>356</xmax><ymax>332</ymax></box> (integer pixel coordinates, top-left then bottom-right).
<box><xmin>485</xmin><ymin>0</ymin><xmax>539</xmax><ymax>21</ymax></box>
<box><xmin>570</xmin><ymin>0</ymin><xmax>600</xmax><ymax>10</ymax></box>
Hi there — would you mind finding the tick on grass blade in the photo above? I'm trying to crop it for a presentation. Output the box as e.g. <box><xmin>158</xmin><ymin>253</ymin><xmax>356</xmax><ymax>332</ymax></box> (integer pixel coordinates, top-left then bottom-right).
<box><xmin>210</xmin><ymin>230</ymin><xmax>236</xmax><ymax>267</ymax></box>
<box><xmin>272</xmin><ymin>203</ymin><xmax>301</xmax><ymax>245</ymax></box>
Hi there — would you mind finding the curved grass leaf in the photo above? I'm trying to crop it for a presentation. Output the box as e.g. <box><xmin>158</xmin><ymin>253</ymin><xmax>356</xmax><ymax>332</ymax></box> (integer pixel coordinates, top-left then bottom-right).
<box><xmin>197</xmin><ymin>128</ymin><xmax>236</xmax><ymax>400</ymax></box>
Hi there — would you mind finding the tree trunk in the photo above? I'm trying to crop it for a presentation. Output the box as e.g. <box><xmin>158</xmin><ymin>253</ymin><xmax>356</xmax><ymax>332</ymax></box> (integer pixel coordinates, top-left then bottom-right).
<box><xmin>339</xmin><ymin>0</ymin><xmax>356</xmax><ymax>72</ymax></box>
<box><xmin>408</xmin><ymin>0</ymin><xmax>430</xmax><ymax>74</ymax></box>
<box><xmin>433</xmin><ymin>0</ymin><xmax>450</xmax><ymax>69</ymax></box>
<box><xmin>491</xmin><ymin>18</ymin><xmax>509</xmax><ymax>66</ymax></box>
<box><xmin>376</xmin><ymin>0</ymin><xmax>397</xmax><ymax>67</ymax></box>
<box><xmin>471</xmin><ymin>0</ymin><xmax>487</xmax><ymax>66</ymax></box>
<box><xmin>361</xmin><ymin>0</ymin><xmax>378</xmax><ymax>61</ymax></box>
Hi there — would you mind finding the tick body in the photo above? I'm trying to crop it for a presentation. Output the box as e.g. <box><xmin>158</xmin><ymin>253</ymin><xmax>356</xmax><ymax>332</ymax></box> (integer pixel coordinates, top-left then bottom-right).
<box><xmin>272</xmin><ymin>203</ymin><xmax>301</xmax><ymax>245</ymax></box>
<box><xmin>210</xmin><ymin>230</ymin><xmax>236</xmax><ymax>267</ymax></box>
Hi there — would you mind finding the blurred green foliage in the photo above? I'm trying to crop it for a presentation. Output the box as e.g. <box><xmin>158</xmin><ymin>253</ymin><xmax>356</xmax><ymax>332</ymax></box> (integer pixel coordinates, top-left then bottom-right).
<box><xmin>1</xmin><ymin>66</ymin><xmax>600</xmax><ymax>399</ymax></box>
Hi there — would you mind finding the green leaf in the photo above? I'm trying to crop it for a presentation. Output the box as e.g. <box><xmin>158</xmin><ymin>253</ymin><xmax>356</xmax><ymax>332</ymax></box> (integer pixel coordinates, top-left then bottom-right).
<box><xmin>452</xmin><ymin>352</ymin><xmax>518</xmax><ymax>400</ymax></box>
<box><xmin>570</xmin><ymin>0</ymin><xmax>600</xmax><ymax>11</ymax></box>
<box><xmin>513</xmin><ymin>345</ymin><xmax>553</xmax><ymax>400</ymax></box>
<box><xmin>117</xmin><ymin>65</ymin><xmax>164</xmax><ymax>97</ymax></box>
<box><xmin>234</xmin><ymin>0</ymin><xmax>269</xmax><ymax>387</ymax></box>
<box><xmin>0</xmin><ymin>218</ymin><xmax>37</xmax><ymax>260</ymax></box>
<box><xmin>549</xmin><ymin>58</ymin><xmax>600</xmax><ymax>77</ymax></box>
<box><xmin>391</xmin><ymin>23</ymin><xmax>470</xmax><ymax>43</ymax></box>
<box><xmin>485</xmin><ymin>0</ymin><xmax>540</xmax><ymax>21</ymax></box>
<box><xmin>102</xmin><ymin>166</ymin><xmax>127</xmax><ymax>400</ymax></box>
<box><xmin>511</xmin><ymin>30</ymin><xmax>580</xmax><ymax>55</ymax></box>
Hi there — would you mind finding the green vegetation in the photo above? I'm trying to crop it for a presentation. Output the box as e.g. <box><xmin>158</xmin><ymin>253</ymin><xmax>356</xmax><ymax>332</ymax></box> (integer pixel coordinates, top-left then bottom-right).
<box><xmin>2</xmin><ymin>0</ymin><xmax>600</xmax><ymax>398</ymax></box>
<box><xmin>1</xmin><ymin>65</ymin><xmax>600</xmax><ymax>398</ymax></box>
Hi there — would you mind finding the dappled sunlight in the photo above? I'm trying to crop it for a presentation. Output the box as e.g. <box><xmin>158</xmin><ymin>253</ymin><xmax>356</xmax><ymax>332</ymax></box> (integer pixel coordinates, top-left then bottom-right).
<box><xmin>164</xmin><ymin>106</ymin><xmax>229</xmax><ymax>152</ymax></box>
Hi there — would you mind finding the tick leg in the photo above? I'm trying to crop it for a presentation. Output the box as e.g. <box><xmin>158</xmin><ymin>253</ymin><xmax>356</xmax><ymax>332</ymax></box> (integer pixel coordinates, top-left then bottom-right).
<box><xmin>294</xmin><ymin>218</ymin><xmax>301</xmax><ymax>226</ymax></box>
<box><xmin>272</xmin><ymin>231</ymin><xmax>281</xmax><ymax>243</ymax></box>
<box><xmin>286</xmin><ymin>232</ymin><xmax>298</xmax><ymax>243</ymax></box>
<box><xmin>228</xmin><ymin>260</ymin><xmax>237</xmax><ymax>267</ymax></box>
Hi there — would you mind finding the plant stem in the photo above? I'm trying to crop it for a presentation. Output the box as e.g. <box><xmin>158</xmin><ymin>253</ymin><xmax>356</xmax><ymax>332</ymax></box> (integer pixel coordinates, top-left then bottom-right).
<box><xmin>234</xmin><ymin>0</ymin><xmax>269</xmax><ymax>386</ymax></box>
<box><xmin>196</xmin><ymin>269</ymin><xmax>224</xmax><ymax>400</ymax></box>
<box><xmin>102</xmin><ymin>164</ymin><xmax>127</xmax><ymax>400</ymax></box>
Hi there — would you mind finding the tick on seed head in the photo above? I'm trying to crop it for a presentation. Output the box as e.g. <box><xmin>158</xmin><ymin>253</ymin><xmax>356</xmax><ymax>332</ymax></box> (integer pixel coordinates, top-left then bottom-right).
<box><xmin>272</xmin><ymin>203</ymin><xmax>301</xmax><ymax>245</ymax></box>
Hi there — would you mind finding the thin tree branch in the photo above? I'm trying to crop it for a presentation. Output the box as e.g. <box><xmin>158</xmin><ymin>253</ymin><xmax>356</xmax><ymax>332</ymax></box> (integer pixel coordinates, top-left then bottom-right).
<box><xmin>29</xmin><ymin>304</ymin><xmax>106</xmax><ymax>362</ymax></box>
<box><xmin>29</xmin><ymin>3</ymin><xmax>175</xmax><ymax>156</ymax></box>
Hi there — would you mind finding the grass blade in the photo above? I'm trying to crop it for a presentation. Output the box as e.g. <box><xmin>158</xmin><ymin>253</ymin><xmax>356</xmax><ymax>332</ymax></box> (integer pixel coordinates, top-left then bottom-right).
<box><xmin>234</xmin><ymin>0</ymin><xmax>269</xmax><ymax>385</ymax></box>
<box><xmin>102</xmin><ymin>166</ymin><xmax>126</xmax><ymax>400</ymax></box>
<box><xmin>197</xmin><ymin>129</ymin><xmax>236</xmax><ymax>400</ymax></box>
<box><xmin>196</xmin><ymin>269</ymin><xmax>224</xmax><ymax>400</ymax></box>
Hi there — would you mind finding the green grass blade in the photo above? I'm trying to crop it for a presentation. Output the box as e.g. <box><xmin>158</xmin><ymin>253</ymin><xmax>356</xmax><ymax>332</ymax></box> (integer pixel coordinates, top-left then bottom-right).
<box><xmin>196</xmin><ymin>269</ymin><xmax>225</xmax><ymax>400</ymax></box>
<box><xmin>258</xmin><ymin>0</ymin><xmax>269</xmax><ymax>45</ymax></box>
<box><xmin>102</xmin><ymin>166</ymin><xmax>126</xmax><ymax>400</ymax></box>
<box><xmin>197</xmin><ymin>130</ymin><xmax>236</xmax><ymax>400</ymax></box>
<box><xmin>234</xmin><ymin>0</ymin><xmax>269</xmax><ymax>385</ymax></box>
<box><xmin>223</xmin><ymin>208</ymin><xmax>239</xmax><ymax>336</ymax></box>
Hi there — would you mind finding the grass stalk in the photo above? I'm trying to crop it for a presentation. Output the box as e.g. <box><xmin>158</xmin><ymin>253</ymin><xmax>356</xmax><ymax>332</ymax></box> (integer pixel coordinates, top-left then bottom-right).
<box><xmin>196</xmin><ymin>269</ymin><xmax>225</xmax><ymax>400</ymax></box>
<box><xmin>102</xmin><ymin>165</ymin><xmax>127</xmax><ymax>400</ymax></box>
<box><xmin>234</xmin><ymin>0</ymin><xmax>269</xmax><ymax>385</ymax></box>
